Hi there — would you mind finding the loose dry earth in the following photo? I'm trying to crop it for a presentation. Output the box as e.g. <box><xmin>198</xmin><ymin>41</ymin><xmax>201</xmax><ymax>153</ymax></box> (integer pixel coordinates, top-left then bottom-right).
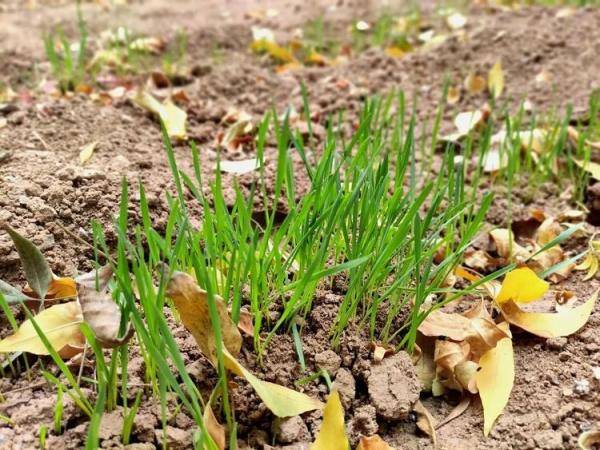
<box><xmin>1</xmin><ymin>1</ymin><xmax>600</xmax><ymax>449</ymax></box>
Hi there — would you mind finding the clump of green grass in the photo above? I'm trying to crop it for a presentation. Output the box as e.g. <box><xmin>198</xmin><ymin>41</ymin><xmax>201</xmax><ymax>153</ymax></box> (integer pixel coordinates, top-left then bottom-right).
<box><xmin>43</xmin><ymin>1</ymin><xmax>88</xmax><ymax>93</ymax></box>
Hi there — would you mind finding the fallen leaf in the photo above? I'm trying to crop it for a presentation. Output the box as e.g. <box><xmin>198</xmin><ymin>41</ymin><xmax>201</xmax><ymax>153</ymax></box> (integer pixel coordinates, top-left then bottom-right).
<box><xmin>574</xmin><ymin>158</ymin><xmax>600</xmax><ymax>180</ymax></box>
<box><xmin>414</xmin><ymin>400</ymin><xmax>437</xmax><ymax>444</ymax></box>
<box><xmin>483</xmin><ymin>147</ymin><xmax>509</xmax><ymax>173</ymax></box>
<box><xmin>129</xmin><ymin>36</ymin><xmax>165</xmax><ymax>54</ymax></box>
<box><xmin>495</xmin><ymin>267</ymin><xmax>549</xmax><ymax>305</ymax></box>
<box><xmin>488</xmin><ymin>61</ymin><xmax>504</xmax><ymax>99</ymax></box>
<box><xmin>476</xmin><ymin>322</ymin><xmax>514</xmax><ymax>436</ymax></box>
<box><xmin>464</xmin><ymin>72</ymin><xmax>486</xmax><ymax>95</ymax></box>
<box><xmin>310</xmin><ymin>390</ymin><xmax>348</xmax><ymax>450</ymax></box>
<box><xmin>78</xmin><ymin>284</ymin><xmax>133</xmax><ymax>348</ymax></box>
<box><xmin>447</xmin><ymin>86</ymin><xmax>461</xmax><ymax>105</ymax></box>
<box><xmin>489</xmin><ymin>228</ymin><xmax>530</xmax><ymax>261</ymax></box>
<box><xmin>455</xmin><ymin>110</ymin><xmax>484</xmax><ymax>136</ymax></box>
<box><xmin>372</xmin><ymin>342</ymin><xmax>395</xmax><ymax>362</ymax></box>
<box><xmin>356</xmin><ymin>435</ymin><xmax>393</xmax><ymax>450</ymax></box>
<box><xmin>134</xmin><ymin>91</ymin><xmax>187</xmax><ymax>140</ymax></box>
<box><xmin>579</xmin><ymin>429</ymin><xmax>600</xmax><ymax>450</ymax></box>
<box><xmin>0</xmin><ymin>302</ymin><xmax>83</xmax><ymax>355</ymax></box>
<box><xmin>0</xmin><ymin>280</ymin><xmax>33</xmax><ymax>304</ymax></box>
<box><xmin>436</xmin><ymin>396</ymin><xmax>471</xmax><ymax>430</ymax></box>
<box><xmin>499</xmin><ymin>289</ymin><xmax>598</xmax><ymax>338</ymax></box>
<box><xmin>251</xmin><ymin>39</ymin><xmax>295</xmax><ymax>63</ymax></box>
<box><xmin>219</xmin><ymin>158</ymin><xmax>259</xmax><ymax>175</ymax></box>
<box><xmin>166</xmin><ymin>271</ymin><xmax>241</xmax><ymax>365</ymax></box>
<box><xmin>75</xmin><ymin>265</ymin><xmax>113</xmax><ymax>292</ymax></box>
<box><xmin>236</xmin><ymin>309</ymin><xmax>254</xmax><ymax>337</ymax></box>
<box><xmin>203</xmin><ymin>405</ymin><xmax>225</xmax><ymax>450</ymax></box>
<box><xmin>1</xmin><ymin>223</ymin><xmax>52</xmax><ymax>299</ymax></box>
<box><xmin>575</xmin><ymin>252</ymin><xmax>599</xmax><ymax>280</ymax></box>
<box><xmin>384</xmin><ymin>46</ymin><xmax>405</xmax><ymax>58</ymax></box>
<box><xmin>224</xmin><ymin>349</ymin><xmax>322</xmax><ymax>417</ymax></box>
<box><xmin>219</xmin><ymin>119</ymin><xmax>254</xmax><ymax>151</ymax></box>
<box><xmin>79</xmin><ymin>141</ymin><xmax>98</xmax><ymax>164</ymax></box>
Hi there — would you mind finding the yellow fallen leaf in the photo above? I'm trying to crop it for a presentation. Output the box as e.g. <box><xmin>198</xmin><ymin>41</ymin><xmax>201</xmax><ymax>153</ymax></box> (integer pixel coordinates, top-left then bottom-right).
<box><xmin>203</xmin><ymin>405</ymin><xmax>225</xmax><ymax>450</ymax></box>
<box><xmin>575</xmin><ymin>252</ymin><xmax>599</xmax><ymax>280</ymax></box>
<box><xmin>0</xmin><ymin>302</ymin><xmax>83</xmax><ymax>355</ymax></box>
<box><xmin>134</xmin><ymin>91</ymin><xmax>187</xmax><ymax>140</ymax></box>
<box><xmin>224</xmin><ymin>349</ymin><xmax>322</xmax><ymax>417</ymax></box>
<box><xmin>356</xmin><ymin>435</ymin><xmax>393</xmax><ymax>450</ymax></box>
<box><xmin>79</xmin><ymin>141</ymin><xmax>98</xmax><ymax>165</ymax></box>
<box><xmin>495</xmin><ymin>267</ymin><xmax>549</xmax><ymax>305</ymax></box>
<box><xmin>454</xmin><ymin>110</ymin><xmax>483</xmax><ymax>135</ymax></box>
<box><xmin>488</xmin><ymin>61</ymin><xmax>504</xmax><ymax>99</ymax></box>
<box><xmin>476</xmin><ymin>322</ymin><xmax>514</xmax><ymax>436</ymax></box>
<box><xmin>489</xmin><ymin>228</ymin><xmax>530</xmax><ymax>261</ymax></box>
<box><xmin>574</xmin><ymin>158</ymin><xmax>600</xmax><ymax>180</ymax></box>
<box><xmin>166</xmin><ymin>271</ymin><xmax>241</xmax><ymax>365</ymax></box>
<box><xmin>251</xmin><ymin>39</ymin><xmax>295</xmax><ymax>63</ymax></box>
<box><xmin>464</xmin><ymin>72</ymin><xmax>486</xmax><ymax>95</ymax></box>
<box><xmin>310</xmin><ymin>390</ymin><xmax>348</xmax><ymax>450</ymax></box>
<box><xmin>384</xmin><ymin>46</ymin><xmax>405</xmax><ymax>58</ymax></box>
<box><xmin>447</xmin><ymin>86</ymin><xmax>461</xmax><ymax>105</ymax></box>
<box><xmin>499</xmin><ymin>289</ymin><xmax>598</xmax><ymax>338</ymax></box>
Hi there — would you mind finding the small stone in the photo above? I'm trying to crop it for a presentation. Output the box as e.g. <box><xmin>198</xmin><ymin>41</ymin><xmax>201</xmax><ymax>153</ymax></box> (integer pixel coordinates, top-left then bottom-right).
<box><xmin>558</xmin><ymin>351</ymin><xmax>571</xmax><ymax>362</ymax></box>
<box><xmin>574</xmin><ymin>379</ymin><xmax>590</xmax><ymax>395</ymax></box>
<box><xmin>314</xmin><ymin>350</ymin><xmax>342</xmax><ymax>375</ymax></box>
<box><xmin>333</xmin><ymin>368</ymin><xmax>356</xmax><ymax>409</ymax></box>
<box><xmin>272</xmin><ymin>416</ymin><xmax>310</xmax><ymax>444</ymax></box>
<box><xmin>368</xmin><ymin>352</ymin><xmax>420</xmax><ymax>420</ymax></box>
<box><xmin>546</xmin><ymin>337</ymin><xmax>567</xmax><ymax>351</ymax></box>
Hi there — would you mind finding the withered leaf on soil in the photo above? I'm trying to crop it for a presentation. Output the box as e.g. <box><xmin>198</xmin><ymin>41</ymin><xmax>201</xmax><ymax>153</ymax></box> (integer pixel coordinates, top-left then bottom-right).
<box><xmin>0</xmin><ymin>302</ymin><xmax>84</xmax><ymax>355</ymax></box>
<box><xmin>476</xmin><ymin>322</ymin><xmax>514</xmax><ymax>436</ymax></box>
<box><xmin>414</xmin><ymin>400</ymin><xmax>437</xmax><ymax>444</ymax></box>
<box><xmin>574</xmin><ymin>158</ymin><xmax>600</xmax><ymax>180</ymax></box>
<box><xmin>219</xmin><ymin>158</ymin><xmax>260</xmax><ymax>175</ymax></box>
<box><xmin>488</xmin><ymin>61</ymin><xmax>504</xmax><ymax>99</ymax></box>
<box><xmin>310</xmin><ymin>390</ymin><xmax>348</xmax><ymax>450</ymax></box>
<box><xmin>224</xmin><ymin>349</ymin><xmax>322</xmax><ymax>417</ymax></box>
<box><xmin>578</xmin><ymin>429</ymin><xmax>600</xmax><ymax>450</ymax></box>
<box><xmin>166</xmin><ymin>271</ymin><xmax>242</xmax><ymax>364</ymax></box>
<box><xmin>1</xmin><ymin>223</ymin><xmax>52</xmax><ymax>300</ymax></box>
<box><xmin>464</xmin><ymin>72</ymin><xmax>486</xmax><ymax>95</ymax></box>
<box><xmin>134</xmin><ymin>90</ymin><xmax>187</xmax><ymax>140</ymax></box>
<box><xmin>79</xmin><ymin>141</ymin><xmax>98</xmax><ymax>165</ymax></box>
<box><xmin>78</xmin><ymin>284</ymin><xmax>133</xmax><ymax>348</ymax></box>
<box><xmin>356</xmin><ymin>434</ymin><xmax>394</xmax><ymax>450</ymax></box>
<box><xmin>167</xmin><ymin>271</ymin><xmax>322</xmax><ymax>417</ymax></box>
<box><xmin>203</xmin><ymin>404</ymin><xmax>225</xmax><ymax>450</ymax></box>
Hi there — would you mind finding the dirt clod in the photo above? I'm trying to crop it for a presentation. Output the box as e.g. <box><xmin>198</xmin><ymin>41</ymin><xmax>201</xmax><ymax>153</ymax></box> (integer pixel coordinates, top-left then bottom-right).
<box><xmin>154</xmin><ymin>426</ymin><xmax>192</xmax><ymax>450</ymax></box>
<box><xmin>333</xmin><ymin>367</ymin><xmax>356</xmax><ymax>409</ymax></box>
<box><xmin>314</xmin><ymin>349</ymin><xmax>342</xmax><ymax>375</ymax></box>
<box><xmin>272</xmin><ymin>415</ymin><xmax>311</xmax><ymax>444</ymax></box>
<box><xmin>367</xmin><ymin>352</ymin><xmax>420</xmax><ymax>420</ymax></box>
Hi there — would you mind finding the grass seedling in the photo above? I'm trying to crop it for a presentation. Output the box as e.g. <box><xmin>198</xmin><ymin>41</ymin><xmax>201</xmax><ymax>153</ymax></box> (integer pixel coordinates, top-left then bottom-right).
<box><xmin>43</xmin><ymin>0</ymin><xmax>88</xmax><ymax>92</ymax></box>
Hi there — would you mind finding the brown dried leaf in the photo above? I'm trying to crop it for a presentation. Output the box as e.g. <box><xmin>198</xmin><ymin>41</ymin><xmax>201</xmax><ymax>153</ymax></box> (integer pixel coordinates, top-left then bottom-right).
<box><xmin>78</xmin><ymin>284</ymin><xmax>133</xmax><ymax>348</ymax></box>
<box><xmin>414</xmin><ymin>400</ymin><xmax>437</xmax><ymax>445</ymax></box>
<box><xmin>356</xmin><ymin>435</ymin><xmax>393</xmax><ymax>450</ymax></box>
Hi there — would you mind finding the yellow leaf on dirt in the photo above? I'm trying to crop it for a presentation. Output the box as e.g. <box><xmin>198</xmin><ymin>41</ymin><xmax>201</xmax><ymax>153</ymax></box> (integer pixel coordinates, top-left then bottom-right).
<box><xmin>203</xmin><ymin>405</ymin><xmax>225</xmax><ymax>450</ymax></box>
<box><xmin>489</xmin><ymin>228</ymin><xmax>530</xmax><ymax>261</ymax></box>
<box><xmin>305</xmin><ymin>51</ymin><xmax>328</xmax><ymax>66</ymax></box>
<box><xmin>166</xmin><ymin>271</ymin><xmax>242</xmax><ymax>365</ymax></box>
<box><xmin>251</xmin><ymin>40</ymin><xmax>295</xmax><ymax>63</ymax></box>
<box><xmin>414</xmin><ymin>400</ymin><xmax>437</xmax><ymax>444</ymax></box>
<box><xmin>464</xmin><ymin>72</ymin><xmax>486</xmax><ymax>95</ymax></box>
<box><xmin>47</xmin><ymin>275</ymin><xmax>77</xmax><ymax>299</ymax></box>
<box><xmin>574</xmin><ymin>158</ymin><xmax>600</xmax><ymax>180</ymax></box>
<box><xmin>499</xmin><ymin>289</ymin><xmax>598</xmax><ymax>338</ymax></box>
<box><xmin>78</xmin><ymin>284</ymin><xmax>133</xmax><ymax>348</ymax></box>
<box><xmin>79</xmin><ymin>141</ymin><xmax>98</xmax><ymax>164</ymax></box>
<box><xmin>488</xmin><ymin>61</ymin><xmax>504</xmax><ymax>99</ymax></box>
<box><xmin>0</xmin><ymin>302</ymin><xmax>83</xmax><ymax>355</ymax></box>
<box><xmin>384</xmin><ymin>46</ymin><xmax>405</xmax><ymax>58</ymax></box>
<box><xmin>134</xmin><ymin>91</ymin><xmax>187</xmax><ymax>140</ymax></box>
<box><xmin>356</xmin><ymin>434</ymin><xmax>393</xmax><ymax>450</ymax></box>
<box><xmin>447</xmin><ymin>86</ymin><xmax>461</xmax><ymax>105</ymax></box>
<box><xmin>495</xmin><ymin>267</ymin><xmax>549</xmax><ymax>305</ymax></box>
<box><xmin>310</xmin><ymin>390</ymin><xmax>348</xmax><ymax>450</ymax></box>
<box><xmin>575</xmin><ymin>253</ymin><xmax>599</xmax><ymax>281</ymax></box>
<box><xmin>224</xmin><ymin>349</ymin><xmax>323</xmax><ymax>417</ymax></box>
<box><xmin>476</xmin><ymin>322</ymin><xmax>514</xmax><ymax>436</ymax></box>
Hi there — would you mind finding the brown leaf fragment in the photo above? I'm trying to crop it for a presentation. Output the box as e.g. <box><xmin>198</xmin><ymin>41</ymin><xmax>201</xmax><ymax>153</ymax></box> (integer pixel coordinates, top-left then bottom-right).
<box><xmin>436</xmin><ymin>396</ymin><xmax>471</xmax><ymax>430</ymax></box>
<box><xmin>414</xmin><ymin>400</ymin><xmax>437</xmax><ymax>445</ymax></box>
<box><xmin>78</xmin><ymin>284</ymin><xmax>133</xmax><ymax>348</ymax></box>
<box><xmin>356</xmin><ymin>435</ymin><xmax>393</xmax><ymax>450</ymax></box>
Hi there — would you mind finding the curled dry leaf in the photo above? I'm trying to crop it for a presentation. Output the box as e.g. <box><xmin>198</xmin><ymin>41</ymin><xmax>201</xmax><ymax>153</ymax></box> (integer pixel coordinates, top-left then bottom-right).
<box><xmin>371</xmin><ymin>342</ymin><xmax>394</xmax><ymax>362</ymax></box>
<box><xmin>78</xmin><ymin>284</ymin><xmax>133</xmax><ymax>348</ymax></box>
<box><xmin>436</xmin><ymin>396</ymin><xmax>471</xmax><ymax>430</ymax></box>
<box><xmin>310</xmin><ymin>390</ymin><xmax>348</xmax><ymax>450</ymax></box>
<box><xmin>447</xmin><ymin>86</ymin><xmax>461</xmax><ymax>105</ymax></box>
<box><xmin>356</xmin><ymin>434</ymin><xmax>393</xmax><ymax>450</ymax></box>
<box><xmin>134</xmin><ymin>90</ymin><xmax>187</xmax><ymax>140</ymax></box>
<box><xmin>0</xmin><ymin>302</ymin><xmax>84</xmax><ymax>355</ymax></box>
<box><xmin>414</xmin><ymin>400</ymin><xmax>437</xmax><ymax>445</ymax></box>
<box><xmin>578</xmin><ymin>429</ymin><xmax>600</xmax><ymax>450</ymax></box>
<box><xmin>476</xmin><ymin>322</ymin><xmax>514</xmax><ymax>436</ymax></box>
<box><xmin>219</xmin><ymin>158</ymin><xmax>260</xmax><ymax>175</ymax></box>
<box><xmin>574</xmin><ymin>158</ymin><xmax>600</xmax><ymax>180</ymax></box>
<box><xmin>166</xmin><ymin>271</ymin><xmax>241</xmax><ymax>364</ymax></box>
<box><xmin>236</xmin><ymin>309</ymin><xmax>255</xmax><ymax>338</ymax></box>
<box><xmin>203</xmin><ymin>405</ymin><xmax>225</xmax><ymax>450</ymax></box>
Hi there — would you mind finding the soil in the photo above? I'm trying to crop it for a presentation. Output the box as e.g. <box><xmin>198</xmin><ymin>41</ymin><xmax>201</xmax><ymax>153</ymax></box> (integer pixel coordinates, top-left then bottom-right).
<box><xmin>1</xmin><ymin>1</ymin><xmax>600</xmax><ymax>449</ymax></box>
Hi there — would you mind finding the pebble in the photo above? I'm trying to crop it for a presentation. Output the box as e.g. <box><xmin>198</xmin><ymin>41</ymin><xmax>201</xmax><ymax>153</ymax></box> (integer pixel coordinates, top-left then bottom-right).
<box><xmin>574</xmin><ymin>379</ymin><xmax>590</xmax><ymax>395</ymax></box>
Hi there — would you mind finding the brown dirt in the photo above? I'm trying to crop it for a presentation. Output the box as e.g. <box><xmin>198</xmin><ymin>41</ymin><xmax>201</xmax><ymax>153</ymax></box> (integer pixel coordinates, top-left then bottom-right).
<box><xmin>1</xmin><ymin>1</ymin><xmax>600</xmax><ymax>449</ymax></box>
